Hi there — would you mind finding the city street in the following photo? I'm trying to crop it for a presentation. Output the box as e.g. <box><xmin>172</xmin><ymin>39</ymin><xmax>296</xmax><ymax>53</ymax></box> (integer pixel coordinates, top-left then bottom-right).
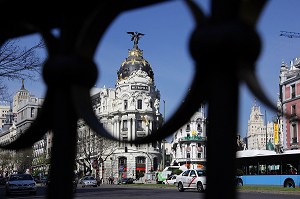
<box><xmin>1</xmin><ymin>184</ymin><xmax>300</xmax><ymax>199</ymax></box>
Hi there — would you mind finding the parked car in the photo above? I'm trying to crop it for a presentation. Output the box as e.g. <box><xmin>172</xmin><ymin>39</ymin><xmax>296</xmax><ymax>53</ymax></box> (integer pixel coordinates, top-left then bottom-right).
<box><xmin>176</xmin><ymin>169</ymin><xmax>206</xmax><ymax>192</ymax></box>
<box><xmin>34</xmin><ymin>175</ymin><xmax>48</xmax><ymax>184</ymax></box>
<box><xmin>79</xmin><ymin>176</ymin><xmax>97</xmax><ymax>187</ymax></box>
<box><xmin>5</xmin><ymin>173</ymin><xmax>37</xmax><ymax>196</ymax></box>
<box><xmin>162</xmin><ymin>175</ymin><xmax>177</xmax><ymax>185</ymax></box>
<box><xmin>118</xmin><ymin>177</ymin><xmax>134</xmax><ymax>184</ymax></box>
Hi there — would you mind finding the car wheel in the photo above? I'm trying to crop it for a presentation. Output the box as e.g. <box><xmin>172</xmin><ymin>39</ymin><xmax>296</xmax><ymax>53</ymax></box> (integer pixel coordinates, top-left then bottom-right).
<box><xmin>178</xmin><ymin>182</ymin><xmax>184</xmax><ymax>192</ymax></box>
<box><xmin>197</xmin><ymin>181</ymin><xmax>204</xmax><ymax>192</ymax></box>
<box><xmin>284</xmin><ymin>179</ymin><xmax>295</xmax><ymax>188</ymax></box>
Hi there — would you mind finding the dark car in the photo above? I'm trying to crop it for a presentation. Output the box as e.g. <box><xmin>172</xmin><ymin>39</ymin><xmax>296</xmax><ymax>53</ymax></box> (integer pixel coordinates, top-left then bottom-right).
<box><xmin>118</xmin><ymin>177</ymin><xmax>134</xmax><ymax>184</ymax></box>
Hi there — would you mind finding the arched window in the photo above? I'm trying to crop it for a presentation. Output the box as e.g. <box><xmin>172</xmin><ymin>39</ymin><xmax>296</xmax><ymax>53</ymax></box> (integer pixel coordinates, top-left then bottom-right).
<box><xmin>137</xmin><ymin>99</ymin><xmax>142</xmax><ymax>109</ymax></box>
<box><xmin>124</xmin><ymin>100</ymin><xmax>128</xmax><ymax>110</ymax></box>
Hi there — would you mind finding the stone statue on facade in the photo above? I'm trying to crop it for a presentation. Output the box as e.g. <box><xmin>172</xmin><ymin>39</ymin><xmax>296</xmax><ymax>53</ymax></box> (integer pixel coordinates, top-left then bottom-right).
<box><xmin>154</xmin><ymin>99</ymin><xmax>160</xmax><ymax>113</ymax></box>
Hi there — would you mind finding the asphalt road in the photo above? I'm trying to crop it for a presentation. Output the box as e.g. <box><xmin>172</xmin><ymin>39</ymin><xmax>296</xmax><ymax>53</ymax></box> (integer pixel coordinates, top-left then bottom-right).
<box><xmin>1</xmin><ymin>184</ymin><xmax>300</xmax><ymax>199</ymax></box>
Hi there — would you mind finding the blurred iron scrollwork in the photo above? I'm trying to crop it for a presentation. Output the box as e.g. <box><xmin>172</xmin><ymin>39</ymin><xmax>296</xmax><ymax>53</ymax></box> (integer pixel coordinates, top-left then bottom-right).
<box><xmin>0</xmin><ymin>0</ymin><xmax>273</xmax><ymax>198</ymax></box>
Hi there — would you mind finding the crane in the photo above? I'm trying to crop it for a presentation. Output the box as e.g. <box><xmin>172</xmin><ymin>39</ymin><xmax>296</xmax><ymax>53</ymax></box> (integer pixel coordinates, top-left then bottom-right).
<box><xmin>279</xmin><ymin>31</ymin><xmax>300</xmax><ymax>38</ymax></box>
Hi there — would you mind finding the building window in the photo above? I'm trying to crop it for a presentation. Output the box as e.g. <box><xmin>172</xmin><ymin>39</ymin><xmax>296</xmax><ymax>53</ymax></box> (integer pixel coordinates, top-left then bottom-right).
<box><xmin>292</xmin><ymin>123</ymin><xmax>297</xmax><ymax>144</ymax></box>
<box><xmin>124</xmin><ymin>100</ymin><xmax>128</xmax><ymax>110</ymax></box>
<box><xmin>292</xmin><ymin>104</ymin><xmax>296</xmax><ymax>115</ymax></box>
<box><xmin>186</xmin><ymin>124</ymin><xmax>190</xmax><ymax>132</ymax></box>
<box><xmin>31</xmin><ymin>107</ymin><xmax>35</xmax><ymax>118</ymax></box>
<box><xmin>136</xmin><ymin>157</ymin><xmax>146</xmax><ymax>164</ymax></box>
<box><xmin>197</xmin><ymin>153</ymin><xmax>202</xmax><ymax>158</ymax></box>
<box><xmin>137</xmin><ymin>99</ymin><xmax>142</xmax><ymax>109</ymax></box>
<box><xmin>122</xmin><ymin>120</ymin><xmax>128</xmax><ymax>131</ymax></box>
<box><xmin>137</xmin><ymin>120</ymin><xmax>143</xmax><ymax>131</ymax></box>
<box><xmin>119</xmin><ymin>157</ymin><xmax>127</xmax><ymax>168</ymax></box>
<box><xmin>291</xmin><ymin>84</ymin><xmax>296</xmax><ymax>99</ymax></box>
<box><xmin>187</xmin><ymin>152</ymin><xmax>190</xmax><ymax>159</ymax></box>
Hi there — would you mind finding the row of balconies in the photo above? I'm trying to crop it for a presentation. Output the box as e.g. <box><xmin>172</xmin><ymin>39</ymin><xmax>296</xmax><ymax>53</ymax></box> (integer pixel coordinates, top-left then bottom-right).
<box><xmin>179</xmin><ymin>135</ymin><xmax>207</xmax><ymax>142</ymax></box>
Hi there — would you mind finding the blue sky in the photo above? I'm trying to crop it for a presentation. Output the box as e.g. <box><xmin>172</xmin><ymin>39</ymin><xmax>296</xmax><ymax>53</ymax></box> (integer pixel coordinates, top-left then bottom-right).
<box><xmin>5</xmin><ymin>0</ymin><xmax>300</xmax><ymax>139</ymax></box>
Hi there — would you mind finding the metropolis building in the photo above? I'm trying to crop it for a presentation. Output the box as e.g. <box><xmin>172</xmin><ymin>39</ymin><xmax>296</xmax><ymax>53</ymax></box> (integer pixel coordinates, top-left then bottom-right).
<box><xmin>76</xmin><ymin>32</ymin><xmax>164</xmax><ymax>182</ymax></box>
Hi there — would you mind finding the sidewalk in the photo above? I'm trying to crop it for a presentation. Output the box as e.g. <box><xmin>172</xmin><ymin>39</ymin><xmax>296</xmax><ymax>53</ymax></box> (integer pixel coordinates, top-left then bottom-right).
<box><xmin>133</xmin><ymin>178</ymin><xmax>156</xmax><ymax>184</ymax></box>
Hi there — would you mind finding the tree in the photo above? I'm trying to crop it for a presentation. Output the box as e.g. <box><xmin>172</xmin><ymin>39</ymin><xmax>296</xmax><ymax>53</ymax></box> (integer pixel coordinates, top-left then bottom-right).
<box><xmin>76</xmin><ymin>121</ymin><xmax>119</xmax><ymax>178</ymax></box>
<box><xmin>0</xmin><ymin>150</ymin><xmax>14</xmax><ymax>173</ymax></box>
<box><xmin>13</xmin><ymin>147</ymin><xmax>33</xmax><ymax>173</ymax></box>
<box><xmin>0</xmin><ymin>39</ymin><xmax>44</xmax><ymax>99</ymax></box>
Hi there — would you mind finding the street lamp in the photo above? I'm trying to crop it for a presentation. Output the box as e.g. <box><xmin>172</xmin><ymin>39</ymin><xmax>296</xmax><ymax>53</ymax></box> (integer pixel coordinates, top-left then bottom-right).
<box><xmin>162</xmin><ymin>100</ymin><xmax>166</xmax><ymax>169</ymax></box>
<box><xmin>265</xmin><ymin>110</ymin><xmax>268</xmax><ymax>150</ymax></box>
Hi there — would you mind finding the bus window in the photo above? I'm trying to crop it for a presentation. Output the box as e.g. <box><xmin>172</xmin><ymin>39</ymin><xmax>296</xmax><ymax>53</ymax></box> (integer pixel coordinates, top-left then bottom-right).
<box><xmin>267</xmin><ymin>164</ymin><xmax>280</xmax><ymax>175</ymax></box>
<box><xmin>249</xmin><ymin>165</ymin><xmax>257</xmax><ymax>175</ymax></box>
<box><xmin>259</xmin><ymin>163</ymin><xmax>266</xmax><ymax>175</ymax></box>
<box><xmin>286</xmin><ymin>164</ymin><xmax>297</xmax><ymax>174</ymax></box>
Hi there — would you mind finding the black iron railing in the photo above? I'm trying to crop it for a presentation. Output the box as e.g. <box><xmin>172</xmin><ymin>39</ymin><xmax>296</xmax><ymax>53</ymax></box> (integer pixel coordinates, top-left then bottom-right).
<box><xmin>0</xmin><ymin>0</ymin><xmax>278</xmax><ymax>198</ymax></box>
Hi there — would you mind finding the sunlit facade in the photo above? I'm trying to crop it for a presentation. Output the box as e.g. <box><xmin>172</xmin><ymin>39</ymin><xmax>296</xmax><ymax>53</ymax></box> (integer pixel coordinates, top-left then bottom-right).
<box><xmin>76</xmin><ymin>33</ymin><xmax>164</xmax><ymax>182</ymax></box>
<box><xmin>170</xmin><ymin>107</ymin><xmax>207</xmax><ymax>170</ymax></box>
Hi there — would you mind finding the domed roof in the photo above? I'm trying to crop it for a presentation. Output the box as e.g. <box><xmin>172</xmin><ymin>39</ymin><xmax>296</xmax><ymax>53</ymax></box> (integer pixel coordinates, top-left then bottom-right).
<box><xmin>117</xmin><ymin>32</ymin><xmax>154</xmax><ymax>81</ymax></box>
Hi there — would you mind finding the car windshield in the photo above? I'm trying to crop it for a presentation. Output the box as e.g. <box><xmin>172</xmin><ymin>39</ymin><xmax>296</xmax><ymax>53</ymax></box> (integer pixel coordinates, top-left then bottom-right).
<box><xmin>85</xmin><ymin>176</ymin><xmax>95</xmax><ymax>180</ymax></box>
<box><xmin>10</xmin><ymin>174</ymin><xmax>33</xmax><ymax>181</ymax></box>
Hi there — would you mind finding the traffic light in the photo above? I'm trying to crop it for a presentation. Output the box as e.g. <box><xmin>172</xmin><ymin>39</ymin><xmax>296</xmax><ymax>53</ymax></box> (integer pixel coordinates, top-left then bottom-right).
<box><xmin>125</xmin><ymin>147</ymin><xmax>128</xmax><ymax>153</ymax></box>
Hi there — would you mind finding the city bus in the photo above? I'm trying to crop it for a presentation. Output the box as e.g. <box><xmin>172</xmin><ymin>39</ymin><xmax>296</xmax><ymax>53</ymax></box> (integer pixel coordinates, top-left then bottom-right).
<box><xmin>236</xmin><ymin>149</ymin><xmax>300</xmax><ymax>188</ymax></box>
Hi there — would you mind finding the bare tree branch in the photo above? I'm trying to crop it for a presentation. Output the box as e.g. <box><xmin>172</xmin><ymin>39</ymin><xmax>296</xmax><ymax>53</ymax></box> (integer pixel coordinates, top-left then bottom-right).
<box><xmin>0</xmin><ymin>39</ymin><xmax>45</xmax><ymax>96</ymax></box>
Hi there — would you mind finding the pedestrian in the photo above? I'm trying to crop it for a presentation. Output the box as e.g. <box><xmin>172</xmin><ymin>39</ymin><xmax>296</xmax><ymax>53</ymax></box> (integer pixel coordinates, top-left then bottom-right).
<box><xmin>109</xmin><ymin>176</ymin><xmax>114</xmax><ymax>184</ymax></box>
<box><xmin>96</xmin><ymin>176</ymin><xmax>101</xmax><ymax>186</ymax></box>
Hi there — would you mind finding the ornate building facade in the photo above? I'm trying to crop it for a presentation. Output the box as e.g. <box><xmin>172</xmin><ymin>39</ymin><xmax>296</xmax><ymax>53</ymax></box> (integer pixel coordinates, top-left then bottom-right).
<box><xmin>0</xmin><ymin>102</ymin><xmax>10</xmax><ymax>129</ymax></box>
<box><xmin>170</xmin><ymin>106</ymin><xmax>207</xmax><ymax>170</ymax></box>
<box><xmin>76</xmin><ymin>32</ymin><xmax>164</xmax><ymax>182</ymax></box>
<box><xmin>0</xmin><ymin>81</ymin><xmax>49</xmax><ymax>175</ymax></box>
<box><xmin>279</xmin><ymin>58</ymin><xmax>300</xmax><ymax>150</ymax></box>
<box><xmin>246</xmin><ymin>100</ymin><xmax>275</xmax><ymax>150</ymax></box>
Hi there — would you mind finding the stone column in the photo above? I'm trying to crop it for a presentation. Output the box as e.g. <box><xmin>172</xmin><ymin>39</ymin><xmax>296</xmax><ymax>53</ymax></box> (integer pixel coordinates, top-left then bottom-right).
<box><xmin>128</xmin><ymin>118</ymin><xmax>132</xmax><ymax>141</ymax></box>
<box><xmin>116</xmin><ymin>118</ymin><xmax>120</xmax><ymax>140</ymax></box>
<box><xmin>132</xmin><ymin>117</ymin><xmax>136</xmax><ymax>140</ymax></box>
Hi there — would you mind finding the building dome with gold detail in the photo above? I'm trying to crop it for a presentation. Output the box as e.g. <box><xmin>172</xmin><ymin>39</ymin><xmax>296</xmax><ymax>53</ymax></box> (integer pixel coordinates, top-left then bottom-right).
<box><xmin>117</xmin><ymin>32</ymin><xmax>154</xmax><ymax>82</ymax></box>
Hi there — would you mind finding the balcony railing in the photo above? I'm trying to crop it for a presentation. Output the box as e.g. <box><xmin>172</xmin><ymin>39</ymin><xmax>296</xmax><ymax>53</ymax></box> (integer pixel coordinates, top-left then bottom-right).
<box><xmin>289</xmin><ymin>113</ymin><xmax>298</xmax><ymax>123</ymax></box>
<box><xmin>179</xmin><ymin>135</ymin><xmax>207</xmax><ymax>142</ymax></box>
